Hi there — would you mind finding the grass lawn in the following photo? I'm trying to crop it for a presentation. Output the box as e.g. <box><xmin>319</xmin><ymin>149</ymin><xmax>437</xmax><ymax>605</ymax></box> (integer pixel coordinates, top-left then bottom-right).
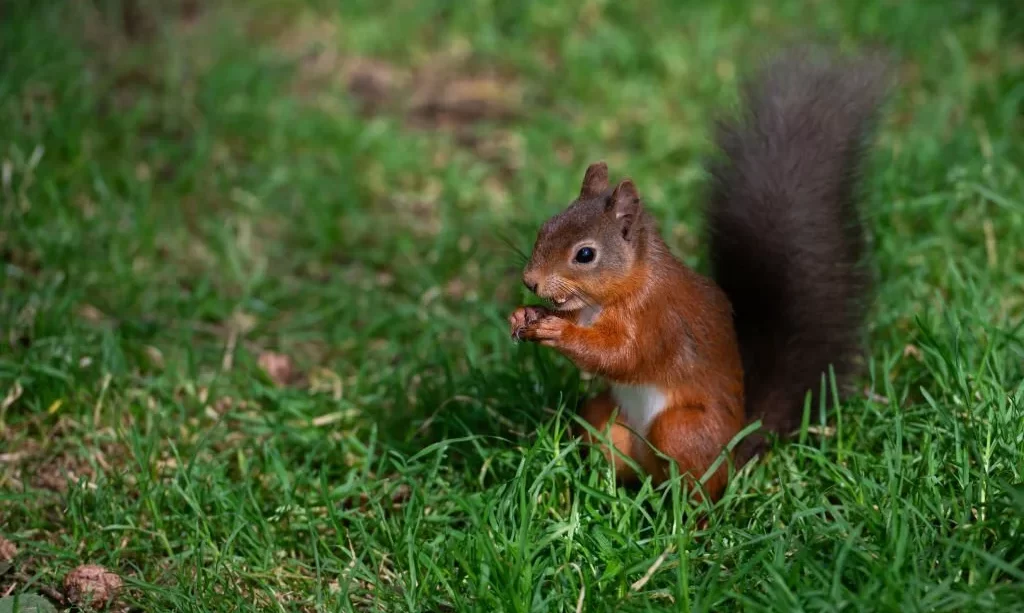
<box><xmin>2</xmin><ymin>0</ymin><xmax>1023</xmax><ymax>611</ymax></box>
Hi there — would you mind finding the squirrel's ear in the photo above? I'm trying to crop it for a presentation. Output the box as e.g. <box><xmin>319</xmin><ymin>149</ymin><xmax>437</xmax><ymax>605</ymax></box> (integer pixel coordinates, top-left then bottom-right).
<box><xmin>608</xmin><ymin>179</ymin><xmax>641</xmax><ymax>240</ymax></box>
<box><xmin>579</xmin><ymin>162</ymin><xmax>609</xmax><ymax>199</ymax></box>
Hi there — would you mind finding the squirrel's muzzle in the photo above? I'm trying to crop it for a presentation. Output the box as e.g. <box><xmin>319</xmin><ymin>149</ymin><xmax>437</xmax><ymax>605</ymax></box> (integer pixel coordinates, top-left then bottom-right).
<box><xmin>522</xmin><ymin>271</ymin><xmax>541</xmax><ymax>295</ymax></box>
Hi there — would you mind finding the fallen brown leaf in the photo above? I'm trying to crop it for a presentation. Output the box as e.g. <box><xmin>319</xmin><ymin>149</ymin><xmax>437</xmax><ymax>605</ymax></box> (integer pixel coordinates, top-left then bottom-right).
<box><xmin>0</xmin><ymin>536</ymin><xmax>16</xmax><ymax>561</ymax></box>
<box><xmin>76</xmin><ymin>304</ymin><xmax>107</xmax><ymax>324</ymax></box>
<box><xmin>144</xmin><ymin>346</ymin><xmax>165</xmax><ymax>370</ymax></box>
<box><xmin>903</xmin><ymin>344</ymin><xmax>923</xmax><ymax>361</ymax></box>
<box><xmin>258</xmin><ymin>351</ymin><xmax>295</xmax><ymax>386</ymax></box>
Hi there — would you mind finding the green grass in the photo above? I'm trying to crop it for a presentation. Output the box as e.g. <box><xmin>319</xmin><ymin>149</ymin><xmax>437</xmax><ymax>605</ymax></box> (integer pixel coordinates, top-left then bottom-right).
<box><xmin>2</xmin><ymin>0</ymin><xmax>1023</xmax><ymax>611</ymax></box>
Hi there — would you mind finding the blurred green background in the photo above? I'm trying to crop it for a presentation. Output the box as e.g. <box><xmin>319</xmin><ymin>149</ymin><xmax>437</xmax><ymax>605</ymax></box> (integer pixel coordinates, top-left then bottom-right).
<box><xmin>1</xmin><ymin>0</ymin><xmax>1022</xmax><ymax>611</ymax></box>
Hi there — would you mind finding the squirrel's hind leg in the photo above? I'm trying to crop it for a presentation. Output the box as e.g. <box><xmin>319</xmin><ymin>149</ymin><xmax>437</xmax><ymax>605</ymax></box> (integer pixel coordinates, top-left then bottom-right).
<box><xmin>576</xmin><ymin>394</ymin><xmax>737</xmax><ymax>503</ymax></box>
<box><xmin>644</xmin><ymin>405</ymin><xmax>738</xmax><ymax>503</ymax></box>
<box><xmin>577</xmin><ymin>391</ymin><xmax>646</xmax><ymax>484</ymax></box>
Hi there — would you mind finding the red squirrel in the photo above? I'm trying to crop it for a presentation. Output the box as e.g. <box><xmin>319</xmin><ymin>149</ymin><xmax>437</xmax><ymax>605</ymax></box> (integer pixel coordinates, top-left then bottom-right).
<box><xmin>508</xmin><ymin>49</ymin><xmax>890</xmax><ymax>502</ymax></box>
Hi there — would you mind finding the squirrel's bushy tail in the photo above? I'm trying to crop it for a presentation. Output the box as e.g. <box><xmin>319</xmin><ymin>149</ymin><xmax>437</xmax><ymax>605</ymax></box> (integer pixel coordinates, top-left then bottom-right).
<box><xmin>703</xmin><ymin>48</ymin><xmax>890</xmax><ymax>463</ymax></box>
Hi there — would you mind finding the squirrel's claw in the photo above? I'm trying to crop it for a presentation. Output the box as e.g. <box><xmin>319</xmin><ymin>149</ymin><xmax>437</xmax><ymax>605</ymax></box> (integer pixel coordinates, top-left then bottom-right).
<box><xmin>509</xmin><ymin>306</ymin><xmax>550</xmax><ymax>341</ymax></box>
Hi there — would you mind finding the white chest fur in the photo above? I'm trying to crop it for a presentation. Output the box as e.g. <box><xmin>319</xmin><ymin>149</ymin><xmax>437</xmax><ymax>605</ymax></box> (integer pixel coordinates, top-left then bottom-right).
<box><xmin>611</xmin><ymin>384</ymin><xmax>667</xmax><ymax>436</ymax></box>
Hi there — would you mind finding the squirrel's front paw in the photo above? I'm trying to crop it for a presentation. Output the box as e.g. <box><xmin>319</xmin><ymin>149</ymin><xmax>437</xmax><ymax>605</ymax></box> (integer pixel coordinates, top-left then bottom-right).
<box><xmin>509</xmin><ymin>306</ymin><xmax>550</xmax><ymax>340</ymax></box>
<box><xmin>520</xmin><ymin>315</ymin><xmax>569</xmax><ymax>345</ymax></box>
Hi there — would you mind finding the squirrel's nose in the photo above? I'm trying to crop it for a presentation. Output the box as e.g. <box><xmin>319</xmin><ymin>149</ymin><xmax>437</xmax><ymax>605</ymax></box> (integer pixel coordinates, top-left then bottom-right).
<box><xmin>522</xmin><ymin>272</ymin><xmax>540</xmax><ymax>294</ymax></box>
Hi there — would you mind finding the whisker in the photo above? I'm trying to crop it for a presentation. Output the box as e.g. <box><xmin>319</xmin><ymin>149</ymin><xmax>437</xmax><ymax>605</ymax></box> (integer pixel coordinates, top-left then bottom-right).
<box><xmin>552</xmin><ymin>278</ymin><xmax>598</xmax><ymax>310</ymax></box>
<box><xmin>574</xmin><ymin>288</ymin><xmax>599</xmax><ymax>310</ymax></box>
<box><xmin>496</xmin><ymin>232</ymin><xmax>531</xmax><ymax>264</ymax></box>
<box><xmin>570</xmin><ymin>283</ymin><xmax>599</xmax><ymax>310</ymax></box>
<box><xmin>545</xmin><ymin>278</ymin><xmax>567</xmax><ymax>307</ymax></box>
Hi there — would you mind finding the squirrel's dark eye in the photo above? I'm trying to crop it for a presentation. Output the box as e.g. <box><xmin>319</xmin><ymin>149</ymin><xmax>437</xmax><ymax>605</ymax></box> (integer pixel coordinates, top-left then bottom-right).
<box><xmin>574</xmin><ymin>247</ymin><xmax>596</xmax><ymax>264</ymax></box>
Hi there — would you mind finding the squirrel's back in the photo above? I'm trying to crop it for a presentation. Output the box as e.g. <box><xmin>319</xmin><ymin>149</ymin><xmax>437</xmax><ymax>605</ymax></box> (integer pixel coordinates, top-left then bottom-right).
<box><xmin>703</xmin><ymin>48</ymin><xmax>890</xmax><ymax>463</ymax></box>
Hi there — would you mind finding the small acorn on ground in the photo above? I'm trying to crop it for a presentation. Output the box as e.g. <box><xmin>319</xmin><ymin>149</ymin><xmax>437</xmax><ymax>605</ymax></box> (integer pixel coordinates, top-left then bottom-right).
<box><xmin>63</xmin><ymin>564</ymin><xmax>123</xmax><ymax>609</ymax></box>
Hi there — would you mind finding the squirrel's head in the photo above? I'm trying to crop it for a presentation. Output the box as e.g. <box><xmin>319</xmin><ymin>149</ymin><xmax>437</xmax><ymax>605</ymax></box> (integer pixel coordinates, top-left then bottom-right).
<box><xmin>522</xmin><ymin>162</ymin><xmax>647</xmax><ymax>311</ymax></box>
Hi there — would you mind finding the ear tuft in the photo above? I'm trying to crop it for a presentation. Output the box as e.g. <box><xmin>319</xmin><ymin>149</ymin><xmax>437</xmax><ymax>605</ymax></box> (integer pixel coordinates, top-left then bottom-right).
<box><xmin>608</xmin><ymin>179</ymin><xmax>642</xmax><ymax>239</ymax></box>
<box><xmin>579</xmin><ymin>162</ymin><xmax>609</xmax><ymax>199</ymax></box>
